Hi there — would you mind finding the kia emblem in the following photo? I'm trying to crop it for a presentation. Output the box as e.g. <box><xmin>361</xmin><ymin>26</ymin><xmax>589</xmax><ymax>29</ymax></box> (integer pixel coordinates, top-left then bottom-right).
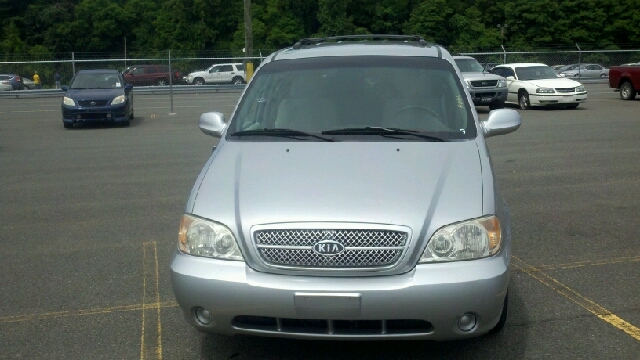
<box><xmin>312</xmin><ymin>240</ymin><xmax>345</xmax><ymax>256</ymax></box>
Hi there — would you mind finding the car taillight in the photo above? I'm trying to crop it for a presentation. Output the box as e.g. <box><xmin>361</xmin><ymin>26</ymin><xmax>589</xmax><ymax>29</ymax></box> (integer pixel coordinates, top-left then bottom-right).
<box><xmin>16</xmin><ymin>76</ymin><xmax>21</xmax><ymax>81</ymax></box>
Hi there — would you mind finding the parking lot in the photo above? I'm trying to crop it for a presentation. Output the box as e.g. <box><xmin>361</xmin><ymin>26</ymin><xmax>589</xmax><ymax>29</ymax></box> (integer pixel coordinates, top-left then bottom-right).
<box><xmin>0</xmin><ymin>83</ymin><xmax>638</xmax><ymax>359</ymax></box>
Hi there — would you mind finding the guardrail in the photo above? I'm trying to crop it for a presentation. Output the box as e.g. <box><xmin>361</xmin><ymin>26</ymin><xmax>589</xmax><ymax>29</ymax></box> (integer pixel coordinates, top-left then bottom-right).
<box><xmin>0</xmin><ymin>84</ymin><xmax>245</xmax><ymax>99</ymax></box>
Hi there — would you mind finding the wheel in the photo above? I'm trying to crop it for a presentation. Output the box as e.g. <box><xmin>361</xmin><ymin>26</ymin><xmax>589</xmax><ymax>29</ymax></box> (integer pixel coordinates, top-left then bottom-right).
<box><xmin>518</xmin><ymin>91</ymin><xmax>530</xmax><ymax>110</ymax></box>
<box><xmin>232</xmin><ymin>77</ymin><xmax>244</xmax><ymax>85</ymax></box>
<box><xmin>193</xmin><ymin>78</ymin><xmax>205</xmax><ymax>85</ymax></box>
<box><xmin>156</xmin><ymin>78</ymin><xmax>168</xmax><ymax>86</ymax></box>
<box><xmin>63</xmin><ymin>122</ymin><xmax>73</xmax><ymax>129</ymax></box>
<box><xmin>489</xmin><ymin>102</ymin><xmax>504</xmax><ymax>110</ymax></box>
<box><xmin>566</xmin><ymin>104</ymin><xmax>579</xmax><ymax>109</ymax></box>
<box><xmin>600</xmin><ymin>73</ymin><xmax>607</xmax><ymax>78</ymax></box>
<box><xmin>620</xmin><ymin>81</ymin><xmax>637</xmax><ymax>100</ymax></box>
<box><xmin>489</xmin><ymin>292</ymin><xmax>508</xmax><ymax>334</ymax></box>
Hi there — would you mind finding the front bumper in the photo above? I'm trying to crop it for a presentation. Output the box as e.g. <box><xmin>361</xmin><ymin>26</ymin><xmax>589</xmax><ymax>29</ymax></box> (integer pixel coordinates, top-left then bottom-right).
<box><xmin>170</xmin><ymin>249</ymin><xmax>510</xmax><ymax>341</ymax></box>
<box><xmin>468</xmin><ymin>88</ymin><xmax>508</xmax><ymax>106</ymax></box>
<box><xmin>530</xmin><ymin>92</ymin><xmax>587</xmax><ymax>106</ymax></box>
<box><xmin>62</xmin><ymin>103</ymin><xmax>129</xmax><ymax>124</ymax></box>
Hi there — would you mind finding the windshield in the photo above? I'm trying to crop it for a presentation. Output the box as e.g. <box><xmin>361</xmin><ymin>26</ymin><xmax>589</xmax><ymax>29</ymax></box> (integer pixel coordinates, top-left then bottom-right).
<box><xmin>228</xmin><ymin>56</ymin><xmax>475</xmax><ymax>141</ymax></box>
<box><xmin>454</xmin><ymin>58</ymin><xmax>485</xmax><ymax>73</ymax></box>
<box><xmin>515</xmin><ymin>66</ymin><xmax>560</xmax><ymax>80</ymax></box>
<box><xmin>70</xmin><ymin>73</ymin><xmax>122</xmax><ymax>89</ymax></box>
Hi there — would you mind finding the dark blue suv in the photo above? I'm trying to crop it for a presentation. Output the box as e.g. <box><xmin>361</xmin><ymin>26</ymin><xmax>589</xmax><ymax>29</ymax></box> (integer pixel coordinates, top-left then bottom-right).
<box><xmin>61</xmin><ymin>70</ymin><xmax>134</xmax><ymax>128</ymax></box>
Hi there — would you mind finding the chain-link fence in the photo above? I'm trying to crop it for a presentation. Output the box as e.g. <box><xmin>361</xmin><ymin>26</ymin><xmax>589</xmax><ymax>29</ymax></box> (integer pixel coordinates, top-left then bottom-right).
<box><xmin>458</xmin><ymin>49</ymin><xmax>640</xmax><ymax>71</ymax></box>
<box><xmin>0</xmin><ymin>50</ymin><xmax>272</xmax><ymax>89</ymax></box>
<box><xmin>2</xmin><ymin>49</ymin><xmax>640</xmax><ymax>89</ymax></box>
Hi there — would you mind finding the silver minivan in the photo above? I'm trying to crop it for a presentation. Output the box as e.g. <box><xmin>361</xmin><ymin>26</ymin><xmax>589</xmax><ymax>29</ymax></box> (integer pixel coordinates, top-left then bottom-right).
<box><xmin>171</xmin><ymin>35</ymin><xmax>521</xmax><ymax>341</ymax></box>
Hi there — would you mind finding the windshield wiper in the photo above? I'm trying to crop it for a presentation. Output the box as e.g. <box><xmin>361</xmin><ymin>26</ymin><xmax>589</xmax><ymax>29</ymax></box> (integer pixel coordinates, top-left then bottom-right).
<box><xmin>229</xmin><ymin>128</ymin><xmax>335</xmax><ymax>142</ymax></box>
<box><xmin>322</xmin><ymin>127</ymin><xmax>445</xmax><ymax>142</ymax></box>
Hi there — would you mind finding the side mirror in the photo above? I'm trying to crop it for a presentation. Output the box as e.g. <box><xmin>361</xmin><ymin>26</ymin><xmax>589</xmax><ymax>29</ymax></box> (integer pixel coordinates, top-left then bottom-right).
<box><xmin>61</xmin><ymin>85</ymin><xmax>69</xmax><ymax>91</ymax></box>
<box><xmin>199</xmin><ymin>112</ymin><xmax>227</xmax><ymax>138</ymax></box>
<box><xmin>125</xmin><ymin>84</ymin><xmax>133</xmax><ymax>90</ymax></box>
<box><xmin>483</xmin><ymin>109</ymin><xmax>521</xmax><ymax>138</ymax></box>
<box><xmin>506</xmin><ymin>76</ymin><xmax>515</xmax><ymax>81</ymax></box>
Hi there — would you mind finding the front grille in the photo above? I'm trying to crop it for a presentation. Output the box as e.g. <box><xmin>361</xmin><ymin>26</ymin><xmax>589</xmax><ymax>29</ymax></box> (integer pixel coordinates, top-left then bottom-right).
<box><xmin>233</xmin><ymin>316</ymin><xmax>433</xmax><ymax>335</ymax></box>
<box><xmin>555</xmin><ymin>88</ymin><xmax>576</xmax><ymax>93</ymax></box>
<box><xmin>470</xmin><ymin>80</ymin><xmax>498</xmax><ymax>88</ymax></box>
<box><xmin>254</xmin><ymin>229</ymin><xmax>407</xmax><ymax>268</ymax></box>
<box><xmin>78</xmin><ymin>100</ymin><xmax>109</xmax><ymax>106</ymax></box>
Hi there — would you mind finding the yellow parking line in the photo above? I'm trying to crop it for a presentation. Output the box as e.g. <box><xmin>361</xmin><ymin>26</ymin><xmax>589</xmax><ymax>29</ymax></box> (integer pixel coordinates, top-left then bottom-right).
<box><xmin>513</xmin><ymin>256</ymin><xmax>640</xmax><ymax>271</ymax></box>
<box><xmin>0</xmin><ymin>302</ymin><xmax>177</xmax><ymax>323</ymax></box>
<box><xmin>141</xmin><ymin>241</ymin><xmax>163</xmax><ymax>360</ymax></box>
<box><xmin>513</xmin><ymin>256</ymin><xmax>640</xmax><ymax>341</ymax></box>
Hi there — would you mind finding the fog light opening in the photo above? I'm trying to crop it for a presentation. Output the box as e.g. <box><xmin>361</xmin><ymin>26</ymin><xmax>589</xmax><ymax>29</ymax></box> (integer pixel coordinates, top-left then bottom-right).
<box><xmin>195</xmin><ymin>307</ymin><xmax>212</xmax><ymax>325</ymax></box>
<box><xmin>457</xmin><ymin>313</ymin><xmax>477</xmax><ymax>332</ymax></box>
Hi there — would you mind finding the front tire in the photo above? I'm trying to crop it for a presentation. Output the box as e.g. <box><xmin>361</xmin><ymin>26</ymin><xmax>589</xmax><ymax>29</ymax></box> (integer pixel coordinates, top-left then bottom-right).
<box><xmin>156</xmin><ymin>79</ymin><xmax>168</xmax><ymax>86</ymax></box>
<box><xmin>620</xmin><ymin>81</ymin><xmax>637</xmax><ymax>100</ymax></box>
<box><xmin>193</xmin><ymin>78</ymin><xmax>205</xmax><ymax>85</ymax></box>
<box><xmin>63</xmin><ymin>122</ymin><xmax>73</xmax><ymax>129</ymax></box>
<box><xmin>518</xmin><ymin>91</ymin><xmax>531</xmax><ymax>110</ymax></box>
<box><xmin>232</xmin><ymin>76</ymin><xmax>244</xmax><ymax>85</ymax></box>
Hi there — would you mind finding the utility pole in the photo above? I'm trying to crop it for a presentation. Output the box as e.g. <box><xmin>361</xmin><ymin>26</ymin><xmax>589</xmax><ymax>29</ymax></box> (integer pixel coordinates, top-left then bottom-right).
<box><xmin>244</xmin><ymin>0</ymin><xmax>254</xmax><ymax>81</ymax></box>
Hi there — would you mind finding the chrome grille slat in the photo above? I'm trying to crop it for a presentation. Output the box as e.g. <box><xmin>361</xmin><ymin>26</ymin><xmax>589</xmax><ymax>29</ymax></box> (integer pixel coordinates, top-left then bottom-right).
<box><xmin>555</xmin><ymin>87</ymin><xmax>576</xmax><ymax>93</ymax></box>
<box><xmin>254</xmin><ymin>229</ymin><xmax>408</xmax><ymax>269</ymax></box>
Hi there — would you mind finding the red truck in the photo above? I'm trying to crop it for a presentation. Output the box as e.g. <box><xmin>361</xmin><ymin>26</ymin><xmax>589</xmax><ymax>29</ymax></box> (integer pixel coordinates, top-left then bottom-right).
<box><xmin>608</xmin><ymin>64</ymin><xmax>640</xmax><ymax>100</ymax></box>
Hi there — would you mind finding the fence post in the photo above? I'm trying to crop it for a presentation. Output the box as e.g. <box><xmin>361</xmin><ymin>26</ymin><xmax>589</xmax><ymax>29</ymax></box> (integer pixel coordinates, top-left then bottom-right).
<box><xmin>501</xmin><ymin>45</ymin><xmax>506</xmax><ymax>64</ymax></box>
<box><xmin>576</xmin><ymin>43</ymin><xmax>582</xmax><ymax>77</ymax></box>
<box><xmin>169</xmin><ymin>49</ymin><xmax>175</xmax><ymax>115</ymax></box>
<box><xmin>72</xmin><ymin>52</ymin><xmax>76</xmax><ymax>76</ymax></box>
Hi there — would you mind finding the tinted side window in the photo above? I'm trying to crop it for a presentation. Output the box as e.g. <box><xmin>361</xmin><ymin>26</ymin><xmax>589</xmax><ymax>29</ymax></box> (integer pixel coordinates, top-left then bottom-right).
<box><xmin>236</xmin><ymin>64</ymin><xmax>245</xmax><ymax>71</ymax></box>
<box><xmin>132</xmin><ymin>67</ymin><xmax>144</xmax><ymax>75</ymax></box>
<box><xmin>219</xmin><ymin>65</ymin><xmax>234</xmax><ymax>72</ymax></box>
<box><xmin>147</xmin><ymin>67</ymin><xmax>157</xmax><ymax>74</ymax></box>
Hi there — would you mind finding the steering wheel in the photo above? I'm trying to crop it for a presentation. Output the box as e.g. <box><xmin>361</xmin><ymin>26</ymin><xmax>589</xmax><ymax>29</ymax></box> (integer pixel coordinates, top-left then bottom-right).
<box><xmin>390</xmin><ymin>106</ymin><xmax>440</xmax><ymax>128</ymax></box>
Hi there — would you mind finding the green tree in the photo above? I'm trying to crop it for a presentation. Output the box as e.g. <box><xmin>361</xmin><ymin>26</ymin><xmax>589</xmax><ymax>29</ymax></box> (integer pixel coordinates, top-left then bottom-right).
<box><xmin>403</xmin><ymin>0</ymin><xmax>453</xmax><ymax>45</ymax></box>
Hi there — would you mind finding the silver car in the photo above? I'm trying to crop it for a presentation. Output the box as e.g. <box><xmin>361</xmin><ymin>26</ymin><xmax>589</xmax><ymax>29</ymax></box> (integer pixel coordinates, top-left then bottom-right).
<box><xmin>171</xmin><ymin>35</ymin><xmax>522</xmax><ymax>341</ymax></box>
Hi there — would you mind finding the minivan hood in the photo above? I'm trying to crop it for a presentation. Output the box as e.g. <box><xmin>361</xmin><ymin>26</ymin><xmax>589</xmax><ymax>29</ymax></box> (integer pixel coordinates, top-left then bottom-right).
<box><xmin>190</xmin><ymin>140</ymin><xmax>484</xmax><ymax>236</ymax></box>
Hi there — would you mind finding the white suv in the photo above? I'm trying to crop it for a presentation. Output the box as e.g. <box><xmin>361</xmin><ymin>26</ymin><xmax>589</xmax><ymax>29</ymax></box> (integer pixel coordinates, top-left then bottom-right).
<box><xmin>186</xmin><ymin>63</ymin><xmax>246</xmax><ymax>85</ymax></box>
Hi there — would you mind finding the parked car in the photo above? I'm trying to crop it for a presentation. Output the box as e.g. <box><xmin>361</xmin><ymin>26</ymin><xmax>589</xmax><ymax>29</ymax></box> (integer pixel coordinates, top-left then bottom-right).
<box><xmin>453</xmin><ymin>56</ymin><xmax>507</xmax><ymax>109</ymax></box>
<box><xmin>22</xmin><ymin>77</ymin><xmax>35</xmax><ymax>89</ymax></box>
<box><xmin>122</xmin><ymin>65</ymin><xmax>184</xmax><ymax>86</ymax></box>
<box><xmin>0</xmin><ymin>74</ymin><xmax>25</xmax><ymax>90</ymax></box>
<box><xmin>186</xmin><ymin>63</ymin><xmax>246</xmax><ymax>85</ymax></box>
<box><xmin>171</xmin><ymin>35</ymin><xmax>522</xmax><ymax>341</ymax></box>
<box><xmin>554</xmin><ymin>63</ymin><xmax>580</xmax><ymax>73</ymax></box>
<box><xmin>61</xmin><ymin>69</ymin><xmax>134</xmax><ymax>128</ymax></box>
<box><xmin>560</xmin><ymin>64</ymin><xmax>609</xmax><ymax>78</ymax></box>
<box><xmin>609</xmin><ymin>65</ymin><xmax>640</xmax><ymax>100</ymax></box>
<box><xmin>490</xmin><ymin>63</ymin><xmax>587</xmax><ymax>109</ymax></box>
<box><xmin>0</xmin><ymin>76</ymin><xmax>14</xmax><ymax>91</ymax></box>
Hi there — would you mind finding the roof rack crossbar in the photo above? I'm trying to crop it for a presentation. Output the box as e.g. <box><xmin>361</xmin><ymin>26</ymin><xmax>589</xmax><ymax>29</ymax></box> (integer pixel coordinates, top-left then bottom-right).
<box><xmin>292</xmin><ymin>35</ymin><xmax>433</xmax><ymax>49</ymax></box>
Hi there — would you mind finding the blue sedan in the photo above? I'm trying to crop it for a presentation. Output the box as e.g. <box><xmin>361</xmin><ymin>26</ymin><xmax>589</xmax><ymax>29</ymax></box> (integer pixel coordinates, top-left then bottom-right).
<box><xmin>61</xmin><ymin>70</ymin><xmax>134</xmax><ymax>128</ymax></box>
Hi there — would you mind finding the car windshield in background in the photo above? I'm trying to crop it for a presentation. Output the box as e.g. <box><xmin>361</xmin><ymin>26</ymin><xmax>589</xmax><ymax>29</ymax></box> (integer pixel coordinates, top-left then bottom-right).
<box><xmin>515</xmin><ymin>66</ymin><xmax>560</xmax><ymax>80</ymax></box>
<box><xmin>70</xmin><ymin>73</ymin><xmax>122</xmax><ymax>89</ymax></box>
<box><xmin>455</xmin><ymin>58</ymin><xmax>485</xmax><ymax>72</ymax></box>
<box><xmin>228</xmin><ymin>56</ymin><xmax>475</xmax><ymax>141</ymax></box>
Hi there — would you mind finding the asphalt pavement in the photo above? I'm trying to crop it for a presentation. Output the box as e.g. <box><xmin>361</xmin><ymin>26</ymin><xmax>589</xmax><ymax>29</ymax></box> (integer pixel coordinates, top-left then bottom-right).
<box><xmin>0</xmin><ymin>84</ymin><xmax>638</xmax><ymax>359</ymax></box>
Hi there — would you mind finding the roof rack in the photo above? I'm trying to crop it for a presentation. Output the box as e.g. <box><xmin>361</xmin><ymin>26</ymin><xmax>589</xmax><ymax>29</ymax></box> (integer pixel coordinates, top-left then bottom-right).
<box><xmin>292</xmin><ymin>35</ymin><xmax>433</xmax><ymax>49</ymax></box>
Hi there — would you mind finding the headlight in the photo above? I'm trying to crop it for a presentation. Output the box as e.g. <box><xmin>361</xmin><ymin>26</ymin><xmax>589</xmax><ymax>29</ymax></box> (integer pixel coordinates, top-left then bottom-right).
<box><xmin>575</xmin><ymin>85</ymin><xmax>585</xmax><ymax>92</ymax></box>
<box><xmin>178</xmin><ymin>214</ymin><xmax>244</xmax><ymax>261</ymax></box>
<box><xmin>111</xmin><ymin>95</ymin><xmax>126</xmax><ymax>105</ymax></box>
<box><xmin>536</xmin><ymin>87</ymin><xmax>555</xmax><ymax>93</ymax></box>
<box><xmin>497</xmin><ymin>78</ymin><xmax>506</xmax><ymax>88</ymax></box>
<box><xmin>418</xmin><ymin>215</ymin><xmax>501</xmax><ymax>263</ymax></box>
<box><xmin>63</xmin><ymin>96</ymin><xmax>76</xmax><ymax>106</ymax></box>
